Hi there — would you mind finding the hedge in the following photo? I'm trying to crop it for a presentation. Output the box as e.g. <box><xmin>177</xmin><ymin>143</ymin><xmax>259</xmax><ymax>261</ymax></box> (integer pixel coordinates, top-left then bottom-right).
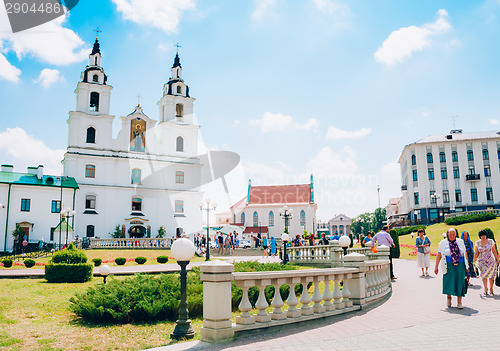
<box><xmin>52</xmin><ymin>243</ymin><xmax>87</xmax><ymax>264</ymax></box>
<box><xmin>92</xmin><ymin>258</ymin><xmax>102</xmax><ymax>267</ymax></box>
<box><xmin>156</xmin><ymin>256</ymin><xmax>169</xmax><ymax>264</ymax></box>
<box><xmin>389</xmin><ymin>229</ymin><xmax>400</xmax><ymax>258</ymax></box>
<box><xmin>2</xmin><ymin>258</ymin><xmax>13</xmax><ymax>268</ymax></box>
<box><xmin>394</xmin><ymin>225</ymin><xmax>426</xmax><ymax>236</ymax></box>
<box><xmin>24</xmin><ymin>259</ymin><xmax>36</xmax><ymax>268</ymax></box>
<box><xmin>135</xmin><ymin>257</ymin><xmax>147</xmax><ymax>265</ymax></box>
<box><xmin>45</xmin><ymin>263</ymin><xmax>93</xmax><ymax>283</ymax></box>
<box><xmin>445</xmin><ymin>212</ymin><xmax>497</xmax><ymax>226</ymax></box>
<box><xmin>115</xmin><ymin>257</ymin><xmax>126</xmax><ymax>265</ymax></box>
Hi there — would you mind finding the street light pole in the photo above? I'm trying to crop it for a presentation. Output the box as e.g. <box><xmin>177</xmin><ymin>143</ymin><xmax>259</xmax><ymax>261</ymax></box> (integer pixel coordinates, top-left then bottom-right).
<box><xmin>279</xmin><ymin>206</ymin><xmax>293</xmax><ymax>233</ymax></box>
<box><xmin>200</xmin><ymin>199</ymin><xmax>217</xmax><ymax>261</ymax></box>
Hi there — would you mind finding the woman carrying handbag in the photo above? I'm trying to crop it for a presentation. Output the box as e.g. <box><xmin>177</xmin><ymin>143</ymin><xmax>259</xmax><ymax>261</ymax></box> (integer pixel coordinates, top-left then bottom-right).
<box><xmin>416</xmin><ymin>228</ymin><xmax>431</xmax><ymax>276</ymax></box>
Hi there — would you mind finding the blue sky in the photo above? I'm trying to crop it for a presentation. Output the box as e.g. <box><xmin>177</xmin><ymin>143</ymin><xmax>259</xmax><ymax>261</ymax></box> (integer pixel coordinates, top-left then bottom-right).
<box><xmin>1</xmin><ymin>0</ymin><xmax>500</xmax><ymax>221</ymax></box>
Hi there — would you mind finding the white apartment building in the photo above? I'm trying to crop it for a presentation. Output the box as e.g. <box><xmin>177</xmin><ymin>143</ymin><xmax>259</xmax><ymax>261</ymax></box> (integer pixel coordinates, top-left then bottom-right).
<box><xmin>399</xmin><ymin>129</ymin><xmax>500</xmax><ymax>223</ymax></box>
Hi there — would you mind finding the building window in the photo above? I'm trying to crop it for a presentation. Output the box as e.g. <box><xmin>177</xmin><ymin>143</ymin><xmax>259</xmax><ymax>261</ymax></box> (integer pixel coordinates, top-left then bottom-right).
<box><xmin>21</xmin><ymin>198</ymin><xmax>30</xmax><ymax>212</ymax></box>
<box><xmin>414</xmin><ymin>192</ymin><xmax>419</xmax><ymax>205</ymax></box>
<box><xmin>498</xmin><ymin>147</ymin><xmax>500</xmax><ymax>159</ymax></box>
<box><xmin>452</xmin><ymin>151</ymin><xmax>458</xmax><ymax>162</ymax></box>
<box><xmin>455</xmin><ymin>189</ymin><xmax>462</xmax><ymax>203</ymax></box>
<box><xmin>132</xmin><ymin>197</ymin><xmax>142</xmax><ymax>211</ymax></box>
<box><xmin>468</xmin><ymin>166</ymin><xmax>475</xmax><ymax>175</ymax></box>
<box><xmin>176</xmin><ymin>136</ymin><xmax>184</xmax><ymax>152</ymax></box>
<box><xmin>430</xmin><ymin>190</ymin><xmax>437</xmax><ymax>204</ymax></box>
<box><xmin>253</xmin><ymin>211</ymin><xmax>258</xmax><ymax>227</ymax></box>
<box><xmin>471</xmin><ymin>188</ymin><xmax>478</xmax><ymax>202</ymax></box>
<box><xmin>300</xmin><ymin>210</ymin><xmax>306</xmax><ymax>226</ymax></box>
<box><xmin>51</xmin><ymin>200</ymin><xmax>61</xmax><ymax>213</ymax></box>
<box><xmin>85</xmin><ymin>195</ymin><xmax>96</xmax><ymax>209</ymax></box>
<box><xmin>86</xmin><ymin>127</ymin><xmax>96</xmax><ymax>143</ymax></box>
<box><xmin>467</xmin><ymin>150</ymin><xmax>474</xmax><ymax>161</ymax></box>
<box><xmin>89</xmin><ymin>92</ymin><xmax>100</xmax><ymax>112</ymax></box>
<box><xmin>269</xmin><ymin>211</ymin><xmax>274</xmax><ymax>227</ymax></box>
<box><xmin>177</xmin><ymin>86</ymin><xmax>182</xmax><ymax>94</ymax></box>
<box><xmin>439</xmin><ymin>152</ymin><xmax>446</xmax><ymax>163</ymax></box>
<box><xmin>440</xmin><ymin>168</ymin><xmax>447</xmax><ymax>179</ymax></box>
<box><xmin>483</xmin><ymin>149</ymin><xmax>489</xmax><ymax>160</ymax></box>
<box><xmin>427</xmin><ymin>153</ymin><xmax>433</xmax><ymax>163</ymax></box>
<box><xmin>92</xmin><ymin>74</ymin><xmax>99</xmax><ymax>83</ymax></box>
<box><xmin>411</xmin><ymin>154</ymin><xmax>416</xmax><ymax>165</ymax></box>
<box><xmin>85</xmin><ymin>164</ymin><xmax>95</xmax><ymax>178</ymax></box>
<box><xmin>176</xmin><ymin>103</ymin><xmax>183</xmax><ymax>117</ymax></box>
<box><xmin>484</xmin><ymin>165</ymin><xmax>491</xmax><ymax>177</ymax></box>
<box><xmin>412</xmin><ymin>170</ymin><xmax>418</xmax><ymax>181</ymax></box>
<box><xmin>86</xmin><ymin>225</ymin><xmax>95</xmax><ymax>238</ymax></box>
<box><xmin>453</xmin><ymin>167</ymin><xmax>460</xmax><ymax>179</ymax></box>
<box><xmin>241</xmin><ymin>212</ymin><xmax>245</xmax><ymax>224</ymax></box>
<box><xmin>175</xmin><ymin>171</ymin><xmax>184</xmax><ymax>184</ymax></box>
<box><xmin>487</xmin><ymin>188</ymin><xmax>494</xmax><ymax>201</ymax></box>
<box><xmin>443</xmin><ymin>190</ymin><xmax>449</xmax><ymax>203</ymax></box>
<box><xmin>131</xmin><ymin>168</ymin><xmax>141</xmax><ymax>184</ymax></box>
<box><xmin>428</xmin><ymin>168</ymin><xmax>434</xmax><ymax>180</ymax></box>
<box><xmin>175</xmin><ymin>200</ymin><xmax>184</xmax><ymax>213</ymax></box>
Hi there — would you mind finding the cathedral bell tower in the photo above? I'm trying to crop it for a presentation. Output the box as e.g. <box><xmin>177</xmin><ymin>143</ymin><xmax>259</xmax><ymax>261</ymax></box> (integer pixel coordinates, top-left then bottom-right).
<box><xmin>157</xmin><ymin>52</ymin><xmax>195</xmax><ymax>124</ymax></box>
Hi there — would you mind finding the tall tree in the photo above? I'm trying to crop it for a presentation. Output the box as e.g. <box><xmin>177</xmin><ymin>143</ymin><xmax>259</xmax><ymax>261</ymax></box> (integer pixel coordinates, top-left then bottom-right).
<box><xmin>371</xmin><ymin>208</ymin><xmax>387</xmax><ymax>233</ymax></box>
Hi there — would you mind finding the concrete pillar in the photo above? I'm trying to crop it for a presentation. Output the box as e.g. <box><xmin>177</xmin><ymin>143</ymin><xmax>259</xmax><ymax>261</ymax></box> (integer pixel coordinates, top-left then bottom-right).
<box><xmin>330</xmin><ymin>241</ymin><xmax>342</xmax><ymax>267</ymax></box>
<box><xmin>343</xmin><ymin>253</ymin><xmax>367</xmax><ymax>307</ymax></box>
<box><xmin>200</xmin><ymin>260</ymin><xmax>234</xmax><ymax>342</ymax></box>
<box><xmin>376</xmin><ymin>245</ymin><xmax>390</xmax><ymax>261</ymax></box>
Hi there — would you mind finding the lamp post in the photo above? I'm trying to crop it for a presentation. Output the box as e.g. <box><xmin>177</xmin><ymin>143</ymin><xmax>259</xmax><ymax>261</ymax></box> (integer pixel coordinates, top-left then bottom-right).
<box><xmin>199</xmin><ymin>199</ymin><xmax>217</xmax><ymax>261</ymax></box>
<box><xmin>170</xmin><ymin>237</ymin><xmax>196</xmax><ymax>340</ymax></box>
<box><xmin>279</xmin><ymin>206</ymin><xmax>293</xmax><ymax>233</ymax></box>
<box><xmin>339</xmin><ymin>235</ymin><xmax>351</xmax><ymax>256</ymax></box>
<box><xmin>61</xmin><ymin>208</ymin><xmax>76</xmax><ymax>246</ymax></box>
<box><xmin>281</xmin><ymin>233</ymin><xmax>291</xmax><ymax>265</ymax></box>
<box><xmin>430</xmin><ymin>193</ymin><xmax>440</xmax><ymax>223</ymax></box>
<box><xmin>99</xmin><ymin>264</ymin><xmax>110</xmax><ymax>284</ymax></box>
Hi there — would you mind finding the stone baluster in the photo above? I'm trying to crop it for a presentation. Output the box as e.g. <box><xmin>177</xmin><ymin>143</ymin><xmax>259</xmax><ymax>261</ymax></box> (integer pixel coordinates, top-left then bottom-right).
<box><xmin>255</xmin><ymin>279</ymin><xmax>271</xmax><ymax>322</ymax></box>
<box><xmin>332</xmin><ymin>274</ymin><xmax>344</xmax><ymax>309</ymax></box>
<box><xmin>286</xmin><ymin>278</ymin><xmax>302</xmax><ymax>318</ymax></box>
<box><xmin>365</xmin><ymin>268</ymin><xmax>373</xmax><ymax>296</ymax></box>
<box><xmin>342</xmin><ymin>273</ymin><xmax>352</xmax><ymax>307</ymax></box>
<box><xmin>312</xmin><ymin>276</ymin><xmax>325</xmax><ymax>313</ymax></box>
<box><xmin>343</xmin><ymin>253</ymin><xmax>367</xmax><ymax>307</ymax></box>
<box><xmin>299</xmin><ymin>277</ymin><xmax>313</xmax><ymax>315</ymax></box>
<box><xmin>235</xmin><ymin>285</ymin><xmax>254</xmax><ymax>325</ymax></box>
<box><xmin>322</xmin><ymin>275</ymin><xmax>334</xmax><ymax>311</ymax></box>
<box><xmin>270</xmin><ymin>279</ymin><xmax>287</xmax><ymax>320</ymax></box>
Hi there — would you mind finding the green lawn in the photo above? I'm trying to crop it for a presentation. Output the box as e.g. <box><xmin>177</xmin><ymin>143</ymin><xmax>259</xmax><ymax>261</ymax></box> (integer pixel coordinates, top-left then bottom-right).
<box><xmin>398</xmin><ymin>217</ymin><xmax>500</xmax><ymax>259</ymax></box>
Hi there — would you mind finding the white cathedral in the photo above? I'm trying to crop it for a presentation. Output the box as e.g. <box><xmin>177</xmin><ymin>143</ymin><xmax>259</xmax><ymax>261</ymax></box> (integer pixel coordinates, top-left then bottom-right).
<box><xmin>0</xmin><ymin>38</ymin><xmax>203</xmax><ymax>251</ymax></box>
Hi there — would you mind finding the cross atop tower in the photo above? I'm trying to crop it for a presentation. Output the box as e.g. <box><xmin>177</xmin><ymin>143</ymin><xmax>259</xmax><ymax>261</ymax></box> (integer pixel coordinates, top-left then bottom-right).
<box><xmin>136</xmin><ymin>93</ymin><xmax>142</xmax><ymax>106</ymax></box>
<box><xmin>94</xmin><ymin>27</ymin><xmax>101</xmax><ymax>39</ymax></box>
<box><xmin>174</xmin><ymin>42</ymin><xmax>181</xmax><ymax>54</ymax></box>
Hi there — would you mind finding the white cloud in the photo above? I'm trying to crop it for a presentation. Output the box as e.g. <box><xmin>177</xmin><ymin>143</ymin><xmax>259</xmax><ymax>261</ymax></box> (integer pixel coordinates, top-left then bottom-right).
<box><xmin>252</xmin><ymin>0</ymin><xmax>277</xmax><ymax>21</ymax></box>
<box><xmin>381</xmin><ymin>161</ymin><xmax>400</xmax><ymax>181</ymax></box>
<box><xmin>34</xmin><ymin>68</ymin><xmax>63</xmax><ymax>88</ymax></box>
<box><xmin>307</xmin><ymin>146</ymin><xmax>358</xmax><ymax>177</ymax></box>
<box><xmin>232</xmin><ymin>120</ymin><xmax>241</xmax><ymax>128</ymax></box>
<box><xmin>489</xmin><ymin>119</ymin><xmax>499</xmax><ymax>126</ymax></box>
<box><xmin>0</xmin><ymin>128</ymin><xmax>64</xmax><ymax>175</ymax></box>
<box><xmin>113</xmin><ymin>0</ymin><xmax>195</xmax><ymax>34</ymax></box>
<box><xmin>374</xmin><ymin>9</ymin><xmax>451</xmax><ymax>66</ymax></box>
<box><xmin>326</xmin><ymin>125</ymin><xmax>371</xmax><ymax>140</ymax></box>
<box><xmin>0</xmin><ymin>53</ymin><xmax>21</xmax><ymax>82</ymax></box>
<box><xmin>313</xmin><ymin>0</ymin><xmax>347</xmax><ymax>15</ymax></box>
<box><xmin>250</xmin><ymin>112</ymin><xmax>318</xmax><ymax>133</ymax></box>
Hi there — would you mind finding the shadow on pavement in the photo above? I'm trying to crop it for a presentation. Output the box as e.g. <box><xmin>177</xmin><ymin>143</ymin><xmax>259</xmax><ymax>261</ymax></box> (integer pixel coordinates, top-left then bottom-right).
<box><xmin>443</xmin><ymin>306</ymin><xmax>478</xmax><ymax>316</ymax></box>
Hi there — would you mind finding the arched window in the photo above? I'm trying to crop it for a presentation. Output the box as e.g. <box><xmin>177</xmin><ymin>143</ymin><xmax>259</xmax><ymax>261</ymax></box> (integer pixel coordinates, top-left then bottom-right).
<box><xmin>92</xmin><ymin>74</ymin><xmax>98</xmax><ymax>83</ymax></box>
<box><xmin>175</xmin><ymin>171</ymin><xmax>184</xmax><ymax>184</ymax></box>
<box><xmin>339</xmin><ymin>225</ymin><xmax>344</xmax><ymax>234</ymax></box>
<box><xmin>269</xmin><ymin>211</ymin><xmax>274</xmax><ymax>227</ymax></box>
<box><xmin>253</xmin><ymin>211</ymin><xmax>259</xmax><ymax>227</ymax></box>
<box><xmin>86</xmin><ymin>127</ymin><xmax>96</xmax><ymax>143</ymax></box>
<box><xmin>426</xmin><ymin>153</ymin><xmax>433</xmax><ymax>163</ymax></box>
<box><xmin>86</xmin><ymin>225</ymin><xmax>95</xmax><ymax>238</ymax></box>
<box><xmin>132</xmin><ymin>197</ymin><xmax>142</xmax><ymax>211</ymax></box>
<box><xmin>131</xmin><ymin>169</ymin><xmax>141</xmax><ymax>184</ymax></box>
<box><xmin>452</xmin><ymin>151</ymin><xmax>458</xmax><ymax>162</ymax></box>
<box><xmin>439</xmin><ymin>152</ymin><xmax>446</xmax><ymax>163</ymax></box>
<box><xmin>177</xmin><ymin>85</ymin><xmax>182</xmax><ymax>94</ymax></box>
<box><xmin>300</xmin><ymin>210</ymin><xmax>306</xmax><ymax>226</ymax></box>
<box><xmin>85</xmin><ymin>195</ymin><xmax>96</xmax><ymax>209</ymax></box>
<box><xmin>85</xmin><ymin>164</ymin><xmax>95</xmax><ymax>178</ymax></box>
<box><xmin>411</xmin><ymin>154</ymin><xmax>416</xmax><ymax>165</ymax></box>
<box><xmin>176</xmin><ymin>103</ymin><xmax>184</xmax><ymax>117</ymax></box>
<box><xmin>176</xmin><ymin>136</ymin><xmax>184</xmax><ymax>152</ymax></box>
<box><xmin>89</xmin><ymin>92</ymin><xmax>100</xmax><ymax>112</ymax></box>
<box><xmin>467</xmin><ymin>150</ymin><xmax>474</xmax><ymax>161</ymax></box>
<box><xmin>241</xmin><ymin>212</ymin><xmax>245</xmax><ymax>224</ymax></box>
<box><xmin>175</xmin><ymin>200</ymin><xmax>184</xmax><ymax>213</ymax></box>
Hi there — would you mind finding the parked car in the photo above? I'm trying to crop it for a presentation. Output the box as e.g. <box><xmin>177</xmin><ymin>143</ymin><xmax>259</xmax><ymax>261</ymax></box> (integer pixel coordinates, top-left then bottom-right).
<box><xmin>239</xmin><ymin>240</ymin><xmax>251</xmax><ymax>249</ymax></box>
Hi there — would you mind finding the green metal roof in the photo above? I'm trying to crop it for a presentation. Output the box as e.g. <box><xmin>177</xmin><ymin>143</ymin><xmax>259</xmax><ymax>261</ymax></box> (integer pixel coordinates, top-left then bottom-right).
<box><xmin>0</xmin><ymin>172</ymin><xmax>79</xmax><ymax>189</ymax></box>
<box><xmin>54</xmin><ymin>219</ymin><xmax>74</xmax><ymax>232</ymax></box>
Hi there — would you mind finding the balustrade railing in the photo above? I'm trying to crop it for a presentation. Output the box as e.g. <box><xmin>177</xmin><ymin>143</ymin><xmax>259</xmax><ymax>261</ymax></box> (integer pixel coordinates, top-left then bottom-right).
<box><xmin>89</xmin><ymin>238</ymin><xmax>170</xmax><ymax>249</ymax></box>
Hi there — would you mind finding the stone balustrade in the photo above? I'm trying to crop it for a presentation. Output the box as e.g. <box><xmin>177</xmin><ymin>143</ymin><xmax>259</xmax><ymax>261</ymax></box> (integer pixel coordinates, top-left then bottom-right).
<box><xmin>89</xmin><ymin>238</ymin><xmax>170</xmax><ymax>249</ymax></box>
<box><xmin>200</xmin><ymin>246</ymin><xmax>392</xmax><ymax>343</ymax></box>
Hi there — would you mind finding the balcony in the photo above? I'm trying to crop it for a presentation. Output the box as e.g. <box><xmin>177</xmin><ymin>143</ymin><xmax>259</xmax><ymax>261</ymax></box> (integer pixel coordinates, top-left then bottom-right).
<box><xmin>401</xmin><ymin>185</ymin><xmax>407</xmax><ymax>191</ymax></box>
<box><xmin>466</xmin><ymin>174</ymin><xmax>480</xmax><ymax>181</ymax></box>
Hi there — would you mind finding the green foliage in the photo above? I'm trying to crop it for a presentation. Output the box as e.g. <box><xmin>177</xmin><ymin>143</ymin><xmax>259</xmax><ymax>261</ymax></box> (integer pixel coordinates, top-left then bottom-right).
<box><xmin>111</xmin><ymin>225</ymin><xmax>124</xmax><ymax>239</ymax></box>
<box><xmin>351</xmin><ymin>212</ymin><xmax>374</xmax><ymax>235</ymax></box>
<box><xmin>445</xmin><ymin>212</ymin><xmax>497</xmax><ymax>226</ymax></box>
<box><xmin>2</xmin><ymin>258</ymin><xmax>13</xmax><ymax>268</ymax></box>
<box><xmin>156</xmin><ymin>256</ymin><xmax>169</xmax><ymax>264</ymax></box>
<box><xmin>389</xmin><ymin>229</ymin><xmax>400</xmax><ymax>258</ymax></box>
<box><xmin>92</xmin><ymin>258</ymin><xmax>102</xmax><ymax>267</ymax></box>
<box><xmin>372</xmin><ymin>208</ymin><xmax>386</xmax><ymax>233</ymax></box>
<box><xmin>11</xmin><ymin>224</ymin><xmax>24</xmax><ymax>242</ymax></box>
<box><xmin>156</xmin><ymin>226</ymin><xmax>166</xmax><ymax>238</ymax></box>
<box><xmin>45</xmin><ymin>263</ymin><xmax>93</xmax><ymax>283</ymax></box>
<box><xmin>51</xmin><ymin>244</ymin><xmax>88</xmax><ymax>264</ymax></box>
<box><xmin>24</xmin><ymin>259</ymin><xmax>35</xmax><ymax>268</ymax></box>
<box><xmin>284</xmin><ymin>227</ymin><xmax>289</xmax><ymax>234</ymax></box>
<box><xmin>394</xmin><ymin>225</ymin><xmax>426</xmax><ymax>236</ymax></box>
<box><xmin>114</xmin><ymin>257</ymin><xmax>126</xmax><ymax>266</ymax></box>
<box><xmin>135</xmin><ymin>257</ymin><xmax>147</xmax><ymax>265</ymax></box>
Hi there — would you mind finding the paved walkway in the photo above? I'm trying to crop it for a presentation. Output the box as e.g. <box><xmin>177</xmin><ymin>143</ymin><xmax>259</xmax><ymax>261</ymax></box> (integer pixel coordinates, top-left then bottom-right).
<box><xmin>148</xmin><ymin>259</ymin><xmax>500</xmax><ymax>351</ymax></box>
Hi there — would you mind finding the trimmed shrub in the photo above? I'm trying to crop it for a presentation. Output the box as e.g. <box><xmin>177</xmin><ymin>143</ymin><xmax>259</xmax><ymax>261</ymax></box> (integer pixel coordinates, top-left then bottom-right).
<box><xmin>24</xmin><ymin>259</ymin><xmax>36</xmax><ymax>268</ymax></box>
<box><xmin>52</xmin><ymin>243</ymin><xmax>87</xmax><ymax>264</ymax></box>
<box><xmin>2</xmin><ymin>258</ymin><xmax>13</xmax><ymax>268</ymax></box>
<box><xmin>389</xmin><ymin>229</ymin><xmax>400</xmax><ymax>258</ymax></box>
<box><xmin>348</xmin><ymin>233</ymin><xmax>354</xmax><ymax>248</ymax></box>
<box><xmin>92</xmin><ymin>258</ymin><xmax>102</xmax><ymax>267</ymax></box>
<box><xmin>135</xmin><ymin>257</ymin><xmax>147</xmax><ymax>265</ymax></box>
<box><xmin>115</xmin><ymin>257</ymin><xmax>126</xmax><ymax>266</ymax></box>
<box><xmin>45</xmin><ymin>263</ymin><xmax>93</xmax><ymax>283</ymax></box>
<box><xmin>156</xmin><ymin>256</ymin><xmax>169</xmax><ymax>264</ymax></box>
<box><xmin>395</xmin><ymin>225</ymin><xmax>426</xmax><ymax>236</ymax></box>
<box><xmin>445</xmin><ymin>212</ymin><xmax>497</xmax><ymax>226</ymax></box>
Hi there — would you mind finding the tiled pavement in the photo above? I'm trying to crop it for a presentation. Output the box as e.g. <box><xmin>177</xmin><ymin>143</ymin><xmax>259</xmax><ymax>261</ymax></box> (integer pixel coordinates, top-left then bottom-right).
<box><xmin>149</xmin><ymin>259</ymin><xmax>500</xmax><ymax>351</ymax></box>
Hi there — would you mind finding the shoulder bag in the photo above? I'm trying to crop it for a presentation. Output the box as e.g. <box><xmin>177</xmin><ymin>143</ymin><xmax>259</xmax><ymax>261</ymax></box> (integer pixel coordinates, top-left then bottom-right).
<box><xmin>495</xmin><ymin>264</ymin><xmax>500</xmax><ymax>287</ymax></box>
<box><xmin>423</xmin><ymin>237</ymin><xmax>431</xmax><ymax>254</ymax></box>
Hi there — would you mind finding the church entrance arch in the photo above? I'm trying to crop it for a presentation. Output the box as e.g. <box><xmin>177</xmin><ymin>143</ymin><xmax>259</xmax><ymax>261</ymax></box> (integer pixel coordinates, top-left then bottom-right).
<box><xmin>129</xmin><ymin>225</ymin><xmax>146</xmax><ymax>238</ymax></box>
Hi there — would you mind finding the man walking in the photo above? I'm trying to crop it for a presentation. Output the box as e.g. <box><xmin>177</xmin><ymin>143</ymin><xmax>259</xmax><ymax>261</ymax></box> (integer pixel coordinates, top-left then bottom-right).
<box><xmin>372</xmin><ymin>225</ymin><xmax>397</xmax><ymax>280</ymax></box>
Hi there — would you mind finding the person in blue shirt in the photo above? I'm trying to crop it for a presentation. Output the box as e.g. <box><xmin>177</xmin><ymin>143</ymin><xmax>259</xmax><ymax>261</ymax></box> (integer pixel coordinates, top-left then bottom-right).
<box><xmin>331</xmin><ymin>232</ymin><xmax>340</xmax><ymax>241</ymax></box>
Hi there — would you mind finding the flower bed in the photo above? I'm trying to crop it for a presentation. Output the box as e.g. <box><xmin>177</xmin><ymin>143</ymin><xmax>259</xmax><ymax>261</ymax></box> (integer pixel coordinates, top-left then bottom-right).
<box><xmin>1</xmin><ymin>257</ymin><xmax>175</xmax><ymax>267</ymax></box>
<box><xmin>400</xmin><ymin>244</ymin><xmax>437</xmax><ymax>256</ymax></box>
